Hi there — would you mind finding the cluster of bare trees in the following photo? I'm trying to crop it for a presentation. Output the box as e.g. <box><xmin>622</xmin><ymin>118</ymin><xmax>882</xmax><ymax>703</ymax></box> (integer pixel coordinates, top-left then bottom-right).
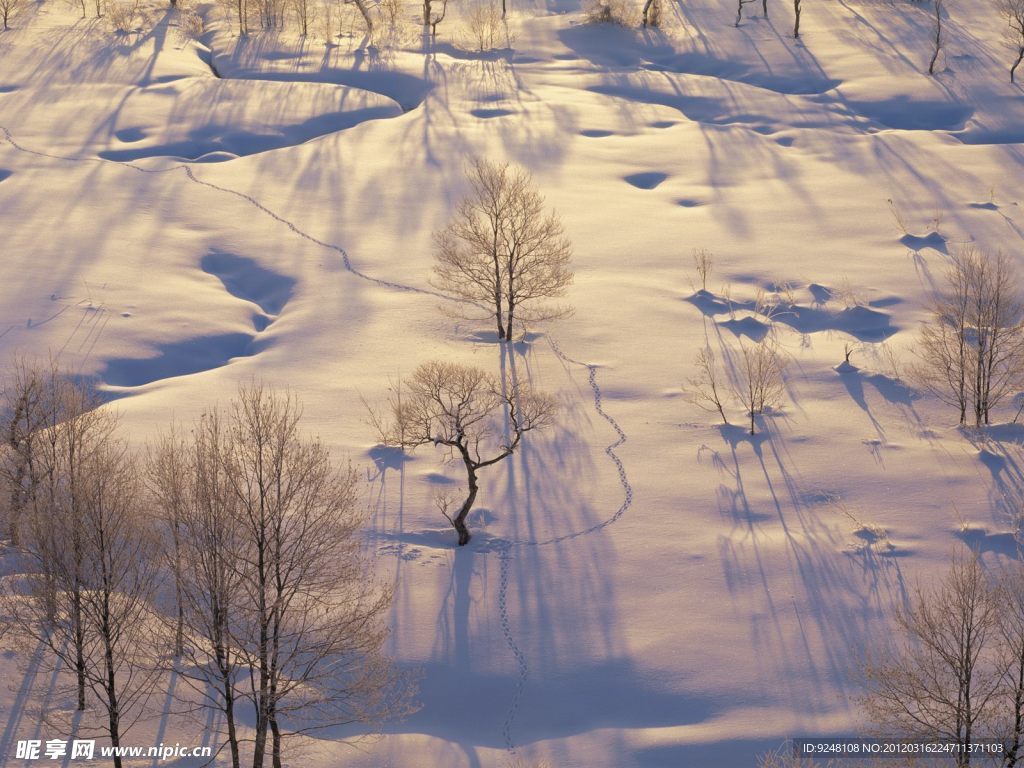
<box><xmin>1</xmin><ymin>364</ymin><xmax>408</xmax><ymax>768</ymax></box>
<box><xmin>219</xmin><ymin>0</ymin><xmax>374</xmax><ymax>38</ymax></box>
<box><xmin>686</xmin><ymin>341</ymin><xmax>788</xmax><ymax>435</ymax></box>
<box><xmin>913</xmin><ymin>247</ymin><xmax>1024</xmax><ymax>427</ymax></box>
<box><xmin>861</xmin><ymin>551</ymin><xmax>1024</xmax><ymax>767</ymax></box>
<box><xmin>733</xmin><ymin>0</ymin><xmax>802</xmax><ymax>38</ymax></box>
<box><xmin>909</xmin><ymin>0</ymin><xmax>1022</xmax><ymax>80</ymax></box>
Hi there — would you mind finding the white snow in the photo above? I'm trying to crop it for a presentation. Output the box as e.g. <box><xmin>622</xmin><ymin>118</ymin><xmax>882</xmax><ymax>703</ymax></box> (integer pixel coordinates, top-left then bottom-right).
<box><xmin>2</xmin><ymin>0</ymin><xmax>1024</xmax><ymax>764</ymax></box>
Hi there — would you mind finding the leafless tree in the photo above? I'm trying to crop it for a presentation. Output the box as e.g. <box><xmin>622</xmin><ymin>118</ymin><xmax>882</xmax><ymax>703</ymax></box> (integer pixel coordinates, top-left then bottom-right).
<box><xmin>2</xmin><ymin>373</ymin><xmax>158</xmax><ymax>768</ymax></box>
<box><xmin>693</xmin><ymin>248</ymin><xmax>713</xmax><ymax>292</ymax></box>
<box><xmin>291</xmin><ymin>0</ymin><xmax>311</xmax><ymax>34</ymax></box>
<box><xmin>861</xmin><ymin>552</ymin><xmax>1001</xmax><ymax>767</ymax></box>
<box><xmin>374</xmin><ymin>361</ymin><xmax>556</xmax><ymax>545</ymax></box>
<box><xmin>913</xmin><ymin>247</ymin><xmax>1024</xmax><ymax>426</ymax></box>
<box><xmin>219</xmin><ymin>384</ymin><xmax>409</xmax><ymax>768</ymax></box>
<box><xmin>1000</xmin><ymin>0</ymin><xmax>1024</xmax><ymax>83</ymax></box>
<box><xmin>735</xmin><ymin>0</ymin><xmax>756</xmax><ymax>26</ymax></box>
<box><xmin>1</xmin><ymin>356</ymin><xmax>47</xmax><ymax>546</ymax></box>
<box><xmin>352</xmin><ymin>0</ymin><xmax>375</xmax><ymax>36</ymax></box>
<box><xmin>2</xmin><ymin>365</ymin><xmax>116</xmax><ymax>711</ymax></box>
<box><xmin>151</xmin><ymin>414</ymin><xmax>245</xmax><ymax>768</ymax></box>
<box><xmin>77</xmin><ymin>441</ymin><xmax>161</xmax><ymax>768</ymax></box>
<box><xmin>423</xmin><ymin>0</ymin><xmax>448</xmax><ymax>38</ymax></box>
<box><xmin>995</xmin><ymin>564</ymin><xmax>1024</xmax><ymax>767</ymax></box>
<box><xmin>793</xmin><ymin>0</ymin><xmax>801</xmax><ymax>38</ymax></box>
<box><xmin>684</xmin><ymin>346</ymin><xmax>729</xmax><ymax>425</ymax></box>
<box><xmin>735</xmin><ymin>340</ymin><xmax>787</xmax><ymax>435</ymax></box>
<box><xmin>641</xmin><ymin>0</ymin><xmax>660</xmax><ymax>27</ymax></box>
<box><xmin>0</xmin><ymin>0</ymin><xmax>25</xmax><ymax>29</ymax></box>
<box><xmin>433</xmin><ymin>159</ymin><xmax>574</xmax><ymax>342</ymax></box>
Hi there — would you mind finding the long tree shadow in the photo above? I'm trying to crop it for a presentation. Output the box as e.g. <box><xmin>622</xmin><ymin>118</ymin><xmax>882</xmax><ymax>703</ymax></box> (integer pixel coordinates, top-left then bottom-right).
<box><xmin>710</xmin><ymin>422</ymin><xmax>910</xmax><ymax>721</ymax></box>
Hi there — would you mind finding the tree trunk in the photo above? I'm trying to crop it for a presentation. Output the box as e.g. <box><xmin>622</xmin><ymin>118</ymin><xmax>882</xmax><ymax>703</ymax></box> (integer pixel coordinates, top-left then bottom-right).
<box><xmin>219</xmin><ymin>649</ymin><xmax>241</xmax><ymax>768</ymax></box>
<box><xmin>103</xmin><ymin>596</ymin><xmax>123</xmax><ymax>768</ymax></box>
<box><xmin>1013</xmin><ymin>48</ymin><xmax>1024</xmax><ymax>84</ymax></box>
<box><xmin>761</xmin><ymin>0</ymin><xmax>767</xmax><ymax>17</ymax></box>
<box><xmin>1008</xmin><ymin>643</ymin><xmax>1024</xmax><ymax>767</ymax></box>
<box><xmin>253</xmin><ymin>576</ymin><xmax>270</xmax><ymax>768</ymax></box>
<box><xmin>453</xmin><ymin>463</ymin><xmax>479</xmax><ymax>546</ymax></box>
<box><xmin>74</xmin><ymin>585</ymin><xmax>86</xmax><ymax>711</ymax></box>
<box><xmin>352</xmin><ymin>0</ymin><xmax>373</xmax><ymax>35</ymax></box>
<box><xmin>270</xmin><ymin>714</ymin><xmax>282</xmax><ymax>768</ymax></box>
<box><xmin>929</xmin><ymin>1</ymin><xmax>942</xmax><ymax>75</ymax></box>
<box><xmin>793</xmin><ymin>0</ymin><xmax>800</xmax><ymax>38</ymax></box>
<box><xmin>749</xmin><ymin>410</ymin><xmax>756</xmax><ymax>436</ymax></box>
<box><xmin>504</xmin><ymin>301</ymin><xmax>515</xmax><ymax>342</ymax></box>
<box><xmin>642</xmin><ymin>0</ymin><xmax>654</xmax><ymax>26</ymax></box>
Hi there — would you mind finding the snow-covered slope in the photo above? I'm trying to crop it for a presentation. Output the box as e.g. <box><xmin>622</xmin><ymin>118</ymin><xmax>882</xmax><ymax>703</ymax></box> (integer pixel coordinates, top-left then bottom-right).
<box><xmin>2</xmin><ymin>0</ymin><xmax>1024</xmax><ymax>765</ymax></box>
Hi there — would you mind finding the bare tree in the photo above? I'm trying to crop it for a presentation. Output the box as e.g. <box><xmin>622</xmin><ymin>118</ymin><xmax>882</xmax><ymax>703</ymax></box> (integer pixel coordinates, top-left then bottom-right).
<box><xmin>995</xmin><ymin>564</ymin><xmax>1024</xmax><ymax>768</ymax></box>
<box><xmin>1000</xmin><ymin>0</ymin><xmax>1024</xmax><ymax>83</ymax></box>
<box><xmin>218</xmin><ymin>384</ymin><xmax>409</xmax><ymax>768</ymax></box>
<box><xmin>735</xmin><ymin>0</ymin><xmax>756</xmax><ymax>26</ymax></box>
<box><xmin>148</xmin><ymin>428</ymin><xmax>188</xmax><ymax>660</ymax></box>
<box><xmin>291</xmin><ymin>0</ymin><xmax>311</xmax><ymax>34</ymax></box>
<box><xmin>375</xmin><ymin>361</ymin><xmax>556</xmax><ymax>545</ymax></box>
<box><xmin>2</xmin><ymin>373</ymin><xmax>157</xmax><ymax>768</ymax></box>
<box><xmin>351</xmin><ymin>0</ymin><xmax>375</xmax><ymax>36</ymax></box>
<box><xmin>151</xmin><ymin>414</ymin><xmax>244</xmax><ymax>768</ymax></box>
<box><xmin>735</xmin><ymin>340</ymin><xmax>787</xmax><ymax>435</ymax></box>
<box><xmin>1</xmin><ymin>356</ymin><xmax>47</xmax><ymax>546</ymax></box>
<box><xmin>3</xmin><ymin>365</ymin><xmax>116</xmax><ymax>711</ymax></box>
<box><xmin>433</xmin><ymin>159</ymin><xmax>574</xmax><ymax>342</ymax></box>
<box><xmin>423</xmin><ymin>0</ymin><xmax>448</xmax><ymax>38</ymax></box>
<box><xmin>861</xmin><ymin>552</ymin><xmax>1001</xmax><ymax>767</ymax></box>
<box><xmin>793</xmin><ymin>0</ymin><xmax>801</xmax><ymax>38</ymax></box>
<box><xmin>684</xmin><ymin>346</ymin><xmax>729</xmax><ymax>425</ymax></box>
<box><xmin>77</xmin><ymin>441</ymin><xmax>160</xmax><ymax>768</ymax></box>
<box><xmin>0</xmin><ymin>0</ymin><xmax>25</xmax><ymax>29</ymax></box>
<box><xmin>693</xmin><ymin>248</ymin><xmax>713</xmax><ymax>292</ymax></box>
<box><xmin>914</xmin><ymin>247</ymin><xmax>1024</xmax><ymax>426</ymax></box>
<box><xmin>641</xmin><ymin>0</ymin><xmax>660</xmax><ymax>27</ymax></box>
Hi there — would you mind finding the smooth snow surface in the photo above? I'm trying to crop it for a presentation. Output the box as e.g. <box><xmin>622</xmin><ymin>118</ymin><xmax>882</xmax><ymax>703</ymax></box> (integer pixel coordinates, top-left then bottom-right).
<box><xmin>2</xmin><ymin>0</ymin><xmax>1024</xmax><ymax>765</ymax></box>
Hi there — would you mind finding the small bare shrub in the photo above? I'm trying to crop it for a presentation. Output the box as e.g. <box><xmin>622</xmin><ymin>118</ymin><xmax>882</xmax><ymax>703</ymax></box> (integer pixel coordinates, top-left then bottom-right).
<box><xmin>180</xmin><ymin>8</ymin><xmax>205</xmax><ymax>36</ymax></box>
<box><xmin>693</xmin><ymin>248</ymin><xmax>712</xmax><ymax>292</ymax></box>
<box><xmin>107</xmin><ymin>0</ymin><xmax>142</xmax><ymax>32</ymax></box>
<box><xmin>583</xmin><ymin>0</ymin><xmax>637</xmax><ymax>25</ymax></box>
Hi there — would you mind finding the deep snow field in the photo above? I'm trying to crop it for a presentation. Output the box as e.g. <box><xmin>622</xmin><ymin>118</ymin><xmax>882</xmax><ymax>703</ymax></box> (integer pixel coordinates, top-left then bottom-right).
<box><xmin>2</xmin><ymin>0</ymin><xmax>1024</xmax><ymax>764</ymax></box>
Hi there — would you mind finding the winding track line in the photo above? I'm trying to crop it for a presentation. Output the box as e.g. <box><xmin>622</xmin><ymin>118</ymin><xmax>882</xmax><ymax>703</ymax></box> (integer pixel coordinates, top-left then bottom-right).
<box><xmin>0</xmin><ymin>126</ymin><xmax>633</xmax><ymax>753</ymax></box>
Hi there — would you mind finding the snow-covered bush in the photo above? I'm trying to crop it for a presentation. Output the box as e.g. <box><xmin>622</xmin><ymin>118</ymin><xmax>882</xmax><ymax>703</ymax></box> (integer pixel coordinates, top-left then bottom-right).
<box><xmin>107</xmin><ymin>0</ymin><xmax>142</xmax><ymax>32</ymax></box>
<box><xmin>583</xmin><ymin>0</ymin><xmax>638</xmax><ymax>26</ymax></box>
<box><xmin>179</xmin><ymin>7</ymin><xmax>205</xmax><ymax>37</ymax></box>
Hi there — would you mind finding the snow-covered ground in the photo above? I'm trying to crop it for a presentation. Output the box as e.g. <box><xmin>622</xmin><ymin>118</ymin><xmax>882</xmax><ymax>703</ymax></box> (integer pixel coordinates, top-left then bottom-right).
<box><xmin>2</xmin><ymin>0</ymin><xmax>1024</xmax><ymax>764</ymax></box>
